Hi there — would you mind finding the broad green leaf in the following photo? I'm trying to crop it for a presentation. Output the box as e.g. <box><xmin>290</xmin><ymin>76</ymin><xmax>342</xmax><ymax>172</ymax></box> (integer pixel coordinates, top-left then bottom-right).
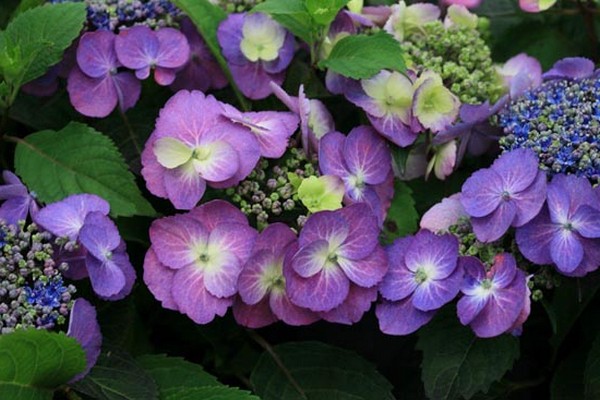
<box><xmin>305</xmin><ymin>0</ymin><xmax>349</xmax><ymax>26</ymax></box>
<box><xmin>171</xmin><ymin>0</ymin><xmax>250</xmax><ymax>110</ymax></box>
<box><xmin>164</xmin><ymin>386</ymin><xmax>260</xmax><ymax>400</ymax></box>
<box><xmin>383</xmin><ymin>181</ymin><xmax>418</xmax><ymax>243</ymax></box>
<box><xmin>585</xmin><ymin>332</ymin><xmax>600</xmax><ymax>400</ymax></box>
<box><xmin>0</xmin><ymin>3</ymin><xmax>85</xmax><ymax>96</ymax></box>
<box><xmin>417</xmin><ymin>312</ymin><xmax>520</xmax><ymax>400</ymax></box>
<box><xmin>10</xmin><ymin>0</ymin><xmax>45</xmax><ymax>19</ymax></box>
<box><xmin>14</xmin><ymin>122</ymin><xmax>156</xmax><ymax>217</ymax></box>
<box><xmin>137</xmin><ymin>354</ymin><xmax>221</xmax><ymax>398</ymax></box>
<box><xmin>543</xmin><ymin>276</ymin><xmax>600</xmax><ymax>351</ymax></box>
<box><xmin>551</xmin><ymin>348</ymin><xmax>586</xmax><ymax>400</ymax></box>
<box><xmin>72</xmin><ymin>346</ymin><xmax>159</xmax><ymax>400</ymax></box>
<box><xmin>253</xmin><ymin>0</ymin><xmax>316</xmax><ymax>45</ymax></box>
<box><xmin>250</xmin><ymin>341</ymin><xmax>394</xmax><ymax>400</ymax></box>
<box><xmin>0</xmin><ymin>329</ymin><xmax>86</xmax><ymax>400</ymax></box>
<box><xmin>319</xmin><ymin>31</ymin><xmax>405</xmax><ymax>79</ymax></box>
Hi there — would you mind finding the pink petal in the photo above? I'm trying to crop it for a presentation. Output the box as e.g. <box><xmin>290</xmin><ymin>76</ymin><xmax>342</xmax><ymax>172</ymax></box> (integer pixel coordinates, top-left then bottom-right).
<box><xmin>143</xmin><ymin>248</ymin><xmax>179</xmax><ymax>311</ymax></box>
<box><xmin>233</xmin><ymin>296</ymin><xmax>278</xmax><ymax>329</ymax></box>
<box><xmin>337</xmin><ymin>245</ymin><xmax>387</xmax><ymax>288</ymax></box>
<box><xmin>149</xmin><ymin>214</ymin><xmax>209</xmax><ymax>269</ymax></box>
<box><xmin>163</xmin><ymin>163</ymin><xmax>207</xmax><ymax>210</ymax></box>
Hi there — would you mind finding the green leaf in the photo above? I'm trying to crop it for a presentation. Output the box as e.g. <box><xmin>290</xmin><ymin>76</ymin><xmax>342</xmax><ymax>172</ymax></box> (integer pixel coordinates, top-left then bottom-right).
<box><xmin>253</xmin><ymin>0</ymin><xmax>316</xmax><ymax>45</ymax></box>
<box><xmin>383</xmin><ymin>181</ymin><xmax>418</xmax><ymax>243</ymax></box>
<box><xmin>14</xmin><ymin>122</ymin><xmax>156</xmax><ymax>217</ymax></box>
<box><xmin>319</xmin><ymin>31</ymin><xmax>405</xmax><ymax>79</ymax></box>
<box><xmin>543</xmin><ymin>276</ymin><xmax>600</xmax><ymax>352</ymax></box>
<box><xmin>137</xmin><ymin>354</ymin><xmax>221</xmax><ymax>397</ymax></box>
<box><xmin>0</xmin><ymin>3</ymin><xmax>85</xmax><ymax>97</ymax></box>
<box><xmin>164</xmin><ymin>386</ymin><xmax>260</xmax><ymax>400</ymax></box>
<box><xmin>551</xmin><ymin>348</ymin><xmax>586</xmax><ymax>400</ymax></box>
<box><xmin>171</xmin><ymin>0</ymin><xmax>250</xmax><ymax>110</ymax></box>
<box><xmin>72</xmin><ymin>346</ymin><xmax>159</xmax><ymax>400</ymax></box>
<box><xmin>305</xmin><ymin>0</ymin><xmax>349</xmax><ymax>26</ymax></box>
<box><xmin>0</xmin><ymin>329</ymin><xmax>86</xmax><ymax>400</ymax></box>
<box><xmin>417</xmin><ymin>312</ymin><xmax>520</xmax><ymax>400</ymax></box>
<box><xmin>250</xmin><ymin>341</ymin><xmax>394</xmax><ymax>400</ymax></box>
<box><xmin>10</xmin><ymin>0</ymin><xmax>45</xmax><ymax>19</ymax></box>
<box><xmin>585</xmin><ymin>332</ymin><xmax>600</xmax><ymax>400</ymax></box>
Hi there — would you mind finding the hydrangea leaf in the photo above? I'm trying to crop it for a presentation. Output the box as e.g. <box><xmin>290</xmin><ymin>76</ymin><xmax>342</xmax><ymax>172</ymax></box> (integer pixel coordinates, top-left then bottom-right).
<box><xmin>0</xmin><ymin>329</ymin><xmax>86</xmax><ymax>400</ymax></box>
<box><xmin>584</xmin><ymin>332</ymin><xmax>600</xmax><ymax>399</ymax></box>
<box><xmin>383</xmin><ymin>181</ymin><xmax>418</xmax><ymax>243</ymax></box>
<box><xmin>305</xmin><ymin>0</ymin><xmax>350</xmax><ymax>26</ymax></box>
<box><xmin>164</xmin><ymin>386</ymin><xmax>260</xmax><ymax>400</ymax></box>
<box><xmin>0</xmin><ymin>2</ymin><xmax>86</xmax><ymax>99</ymax></box>
<box><xmin>170</xmin><ymin>0</ymin><xmax>250</xmax><ymax>110</ymax></box>
<box><xmin>252</xmin><ymin>0</ymin><xmax>316</xmax><ymax>45</ymax></box>
<box><xmin>250</xmin><ymin>341</ymin><xmax>394</xmax><ymax>400</ymax></box>
<box><xmin>417</xmin><ymin>311</ymin><xmax>520</xmax><ymax>400</ymax></box>
<box><xmin>72</xmin><ymin>346</ymin><xmax>159</xmax><ymax>400</ymax></box>
<box><xmin>137</xmin><ymin>354</ymin><xmax>222</xmax><ymax>397</ymax></box>
<box><xmin>551</xmin><ymin>348</ymin><xmax>586</xmax><ymax>400</ymax></box>
<box><xmin>318</xmin><ymin>31</ymin><xmax>406</xmax><ymax>79</ymax></box>
<box><xmin>14</xmin><ymin>121</ymin><xmax>156</xmax><ymax>217</ymax></box>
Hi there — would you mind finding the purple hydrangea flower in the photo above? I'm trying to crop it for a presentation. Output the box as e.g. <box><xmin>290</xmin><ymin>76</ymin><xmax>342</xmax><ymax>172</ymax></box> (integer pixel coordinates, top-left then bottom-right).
<box><xmin>67</xmin><ymin>298</ymin><xmax>102</xmax><ymax>382</ymax></box>
<box><xmin>233</xmin><ymin>223</ymin><xmax>318</xmax><ymax>328</ymax></box>
<box><xmin>376</xmin><ymin>230</ymin><xmax>462</xmax><ymax>335</ymax></box>
<box><xmin>516</xmin><ymin>174</ymin><xmax>600</xmax><ymax>276</ymax></box>
<box><xmin>79</xmin><ymin>212</ymin><xmax>136</xmax><ymax>300</ymax></box>
<box><xmin>285</xmin><ymin>203</ymin><xmax>388</xmax><ymax>312</ymax></box>
<box><xmin>457</xmin><ymin>254</ymin><xmax>528</xmax><ymax>338</ymax></box>
<box><xmin>270</xmin><ymin>82</ymin><xmax>335</xmax><ymax>154</ymax></box>
<box><xmin>460</xmin><ymin>148</ymin><xmax>547</xmax><ymax>242</ymax></box>
<box><xmin>344</xmin><ymin>70</ymin><xmax>418</xmax><ymax>147</ymax></box>
<box><xmin>220</xmin><ymin>103</ymin><xmax>300</xmax><ymax>159</ymax></box>
<box><xmin>217</xmin><ymin>12</ymin><xmax>295</xmax><ymax>99</ymax></box>
<box><xmin>34</xmin><ymin>194</ymin><xmax>135</xmax><ymax>300</ymax></box>
<box><xmin>145</xmin><ymin>200</ymin><xmax>257</xmax><ymax>324</ymax></box>
<box><xmin>115</xmin><ymin>25</ymin><xmax>190</xmax><ymax>86</ymax></box>
<box><xmin>170</xmin><ymin>18</ymin><xmax>228</xmax><ymax>92</ymax></box>
<box><xmin>0</xmin><ymin>171</ymin><xmax>39</xmax><ymax>225</ymax></box>
<box><xmin>141</xmin><ymin>90</ymin><xmax>261</xmax><ymax>210</ymax></box>
<box><xmin>319</xmin><ymin>126</ymin><xmax>394</xmax><ymax>225</ymax></box>
<box><xmin>67</xmin><ymin>30</ymin><xmax>141</xmax><ymax>118</ymax></box>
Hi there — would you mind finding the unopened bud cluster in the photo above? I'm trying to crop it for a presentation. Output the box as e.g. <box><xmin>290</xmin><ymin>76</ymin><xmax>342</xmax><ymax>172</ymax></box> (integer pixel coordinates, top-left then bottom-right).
<box><xmin>0</xmin><ymin>222</ymin><xmax>76</xmax><ymax>334</ymax></box>
<box><xmin>499</xmin><ymin>77</ymin><xmax>600</xmax><ymax>183</ymax></box>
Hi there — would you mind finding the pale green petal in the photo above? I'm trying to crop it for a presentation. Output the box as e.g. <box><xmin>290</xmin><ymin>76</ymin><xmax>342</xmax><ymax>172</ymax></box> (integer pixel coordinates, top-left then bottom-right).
<box><xmin>153</xmin><ymin>137</ymin><xmax>193</xmax><ymax>169</ymax></box>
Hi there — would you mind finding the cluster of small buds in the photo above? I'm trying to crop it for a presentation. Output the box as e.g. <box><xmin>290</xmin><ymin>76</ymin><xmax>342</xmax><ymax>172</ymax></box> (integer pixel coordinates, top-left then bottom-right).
<box><xmin>498</xmin><ymin>77</ymin><xmax>600</xmax><ymax>182</ymax></box>
<box><xmin>48</xmin><ymin>0</ymin><xmax>181</xmax><ymax>31</ymax></box>
<box><xmin>210</xmin><ymin>0</ymin><xmax>264</xmax><ymax>13</ymax></box>
<box><xmin>403</xmin><ymin>21</ymin><xmax>504</xmax><ymax>104</ymax></box>
<box><xmin>226</xmin><ymin>146</ymin><xmax>318</xmax><ymax>231</ymax></box>
<box><xmin>449</xmin><ymin>218</ymin><xmax>506</xmax><ymax>267</ymax></box>
<box><xmin>0</xmin><ymin>222</ymin><xmax>76</xmax><ymax>334</ymax></box>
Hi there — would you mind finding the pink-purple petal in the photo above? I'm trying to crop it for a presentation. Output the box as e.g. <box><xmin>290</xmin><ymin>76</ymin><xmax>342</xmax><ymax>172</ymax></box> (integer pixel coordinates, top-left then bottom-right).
<box><xmin>543</xmin><ymin>57</ymin><xmax>595</xmax><ymax>80</ymax></box>
<box><xmin>404</xmin><ymin>230</ymin><xmax>459</xmax><ymax>279</ymax></box>
<box><xmin>420</xmin><ymin>193</ymin><xmax>467</xmax><ymax>233</ymax></box>
<box><xmin>237</xmin><ymin>251</ymin><xmax>273</xmax><ymax>305</ymax></box>
<box><xmin>270</xmin><ymin>291</ymin><xmax>319</xmax><ymax>326</ymax></box>
<box><xmin>515</xmin><ymin>207</ymin><xmax>555</xmax><ymax>266</ymax></box>
<box><xmin>149</xmin><ymin>214</ymin><xmax>209</xmax><ymax>269</ymax></box>
<box><xmin>209</xmin><ymin>223</ymin><xmax>257</xmax><ymax>264</ymax></box>
<box><xmin>376</xmin><ymin>298</ymin><xmax>436</xmax><ymax>336</ymax></box>
<box><xmin>460</xmin><ymin>168</ymin><xmax>503</xmax><ymax>218</ymax></box>
<box><xmin>550</xmin><ymin>230</ymin><xmax>584</xmax><ymax>273</ymax></box>
<box><xmin>573</xmin><ymin>205</ymin><xmax>600</xmax><ymax>238</ymax></box>
<box><xmin>77</xmin><ymin>31</ymin><xmax>118</xmax><ymax>78</ymax></box>
<box><xmin>286</xmin><ymin>266</ymin><xmax>350</xmax><ymax>312</ymax></box>
<box><xmin>85</xmin><ymin>253</ymin><xmax>126</xmax><ymax>298</ymax></box>
<box><xmin>172</xmin><ymin>265</ymin><xmax>233</xmax><ymax>324</ymax></box>
<box><xmin>492</xmin><ymin>148</ymin><xmax>539</xmax><ymax>193</ymax></box>
<box><xmin>344</xmin><ymin>126</ymin><xmax>391</xmax><ymax>185</ymax></box>
<box><xmin>143</xmin><ymin>248</ymin><xmax>179</xmax><ymax>311</ymax></box>
<box><xmin>511</xmin><ymin>171</ymin><xmax>547</xmax><ymax>227</ymax></box>
<box><xmin>412</xmin><ymin>264</ymin><xmax>463</xmax><ymax>312</ymax></box>
<box><xmin>337</xmin><ymin>245</ymin><xmax>388</xmax><ymax>288</ymax></box>
<box><xmin>163</xmin><ymin>164</ymin><xmax>207</xmax><ymax>210</ymax></box>
<box><xmin>471</xmin><ymin>200</ymin><xmax>517</xmax><ymax>243</ymax></box>
<box><xmin>320</xmin><ymin>285</ymin><xmax>378</xmax><ymax>325</ymax></box>
<box><xmin>291</xmin><ymin>240</ymin><xmax>330</xmax><ymax>278</ymax></box>
<box><xmin>203</xmin><ymin>251</ymin><xmax>242</xmax><ymax>298</ymax></box>
<box><xmin>155</xmin><ymin>27</ymin><xmax>190</xmax><ymax>68</ymax></box>
<box><xmin>232</xmin><ymin>296</ymin><xmax>278</xmax><ymax>329</ymax></box>
<box><xmin>115</xmin><ymin>25</ymin><xmax>159</xmax><ymax>70</ymax></box>
<box><xmin>337</xmin><ymin>203</ymin><xmax>379</xmax><ymax>259</ymax></box>
<box><xmin>188</xmin><ymin>199</ymin><xmax>249</xmax><ymax>230</ymax></box>
<box><xmin>67</xmin><ymin>299</ymin><xmax>102</xmax><ymax>382</ymax></box>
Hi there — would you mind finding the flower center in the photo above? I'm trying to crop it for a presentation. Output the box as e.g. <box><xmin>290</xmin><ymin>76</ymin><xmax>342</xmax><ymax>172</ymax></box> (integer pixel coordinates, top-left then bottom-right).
<box><xmin>198</xmin><ymin>253</ymin><xmax>210</xmax><ymax>263</ymax></box>
<box><xmin>562</xmin><ymin>221</ymin><xmax>574</xmax><ymax>231</ymax></box>
<box><xmin>501</xmin><ymin>190</ymin><xmax>511</xmax><ymax>201</ymax></box>
<box><xmin>192</xmin><ymin>147</ymin><xmax>211</xmax><ymax>161</ymax></box>
<box><xmin>414</xmin><ymin>268</ymin><xmax>428</xmax><ymax>284</ymax></box>
<box><xmin>481</xmin><ymin>278</ymin><xmax>493</xmax><ymax>290</ymax></box>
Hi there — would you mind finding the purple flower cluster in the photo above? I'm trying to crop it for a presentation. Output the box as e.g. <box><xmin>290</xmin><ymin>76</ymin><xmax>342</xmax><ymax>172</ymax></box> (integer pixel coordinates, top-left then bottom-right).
<box><xmin>141</xmin><ymin>90</ymin><xmax>300</xmax><ymax>210</ymax></box>
<box><xmin>144</xmin><ymin>201</ymin><xmax>386</xmax><ymax>327</ymax></box>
